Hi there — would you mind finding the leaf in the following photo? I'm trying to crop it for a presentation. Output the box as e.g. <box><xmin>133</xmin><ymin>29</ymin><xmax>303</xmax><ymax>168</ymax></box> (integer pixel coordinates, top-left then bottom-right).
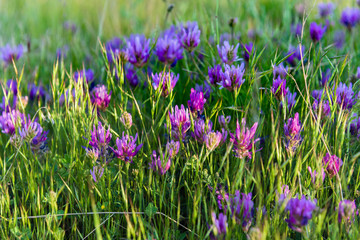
<box><xmin>145</xmin><ymin>202</ymin><xmax>158</xmax><ymax>218</ymax></box>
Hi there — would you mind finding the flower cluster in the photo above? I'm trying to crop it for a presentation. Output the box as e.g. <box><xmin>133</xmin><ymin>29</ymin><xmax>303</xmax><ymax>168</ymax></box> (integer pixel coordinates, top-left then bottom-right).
<box><xmin>111</xmin><ymin>132</ymin><xmax>143</xmax><ymax>163</ymax></box>
<box><xmin>177</xmin><ymin>21</ymin><xmax>201</xmax><ymax>52</ymax></box>
<box><xmin>217</xmin><ymin>41</ymin><xmax>239</xmax><ymax>65</ymax></box>
<box><xmin>322</xmin><ymin>153</ymin><xmax>342</xmax><ymax>178</ymax></box>
<box><xmin>74</xmin><ymin>69</ymin><xmax>95</xmax><ymax>83</ymax></box>
<box><xmin>284</xmin><ymin>112</ymin><xmax>302</xmax><ymax>153</ymax></box>
<box><xmin>188</xmin><ymin>88</ymin><xmax>206</xmax><ymax>116</ymax></box>
<box><xmin>230</xmin><ymin>118</ymin><xmax>259</xmax><ymax>159</ymax></box>
<box><xmin>90</xmin><ymin>85</ymin><xmax>112</xmax><ymax>111</ymax></box>
<box><xmin>1</xmin><ymin>44</ymin><xmax>24</xmax><ymax>66</ymax></box>
<box><xmin>168</xmin><ymin>105</ymin><xmax>191</xmax><ymax>141</ymax></box>
<box><xmin>126</xmin><ymin>34</ymin><xmax>151</xmax><ymax>68</ymax></box>
<box><xmin>155</xmin><ymin>27</ymin><xmax>183</xmax><ymax>65</ymax></box>
<box><xmin>230</xmin><ymin>192</ymin><xmax>254</xmax><ymax>232</ymax></box>
<box><xmin>309</xmin><ymin>22</ymin><xmax>327</xmax><ymax>42</ymax></box>
<box><xmin>285</xmin><ymin>195</ymin><xmax>317</xmax><ymax>232</ymax></box>
<box><xmin>152</xmin><ymin>72</ymin><xmax>179</xmax><ymax>97</ymax></box>
<box><xmin>219</xmin><ymin>63</ymin><xmax>245</xmax><ymax>91</ymax></box>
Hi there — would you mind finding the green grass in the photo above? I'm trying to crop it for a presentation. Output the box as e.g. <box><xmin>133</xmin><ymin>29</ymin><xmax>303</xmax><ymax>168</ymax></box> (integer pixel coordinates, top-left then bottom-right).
<box><xmin>0</xmin><ymin>0</ymin><xmax>360</xmax><ymax>239</ymax></box>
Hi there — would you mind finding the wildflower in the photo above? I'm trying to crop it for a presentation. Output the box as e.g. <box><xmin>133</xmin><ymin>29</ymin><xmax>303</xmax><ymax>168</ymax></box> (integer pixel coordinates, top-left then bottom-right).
<box><xmin>192</xmin><ymin>119</ymin><xmax>213</xmax><ymax>144</ymax></box>
<box><xmin>29</xmin><ymin>83</ymin><xmax>47</xmax><ymax>102</ymax></box>
<box><xmin>309</xmin><ymin>22</ymin><xmax>327</xmax><ymax>42</ymax></box>
<box><xmin>284</xmin><ymin>113</ymin><xmax>302</xmax><ymax>153</ymax></box>
<box><xmin>320</xmin><ymin>69</ymin><xmax>331</xmax><ymax>87</ymax></box>
<box><xmin>168</xmin><ymin>105</ymin><xmax>191</xmax><ymax>141</ymax></box>
<box><xmin>285</xmin><ymin>195</ymin><xmax>317</xmax><ymax>232</ymax></box>
<box><xmin>152</xmin><ymin>72</ymin><xmax>179</xmax><ymax>97</ymax></box>
<box><xmin>284</xmin><ymin>91</ymin><xmax>297</xmax><ymax>111</ymax></box>
<box><xmin>90</xmin><ymin>166</ymin><xmax>104</xmax><ymax>182</ymax></box>
<box><xmin>120</xmin><ymin>112</ymin><xmax>132</xmax><ymax>129</ymax></box>
<box><xmin>318</xmin><ymin>3</ymin><xmax>335</xmax><ymax>18</ymax></box>
<box><xmin>332</xmin><ymin>31</ymin><xmax>344</xmax><ymax>50</ymax></box>
<box><xmin>243</xmin><ymin>42</ymin><xmax>253</xmax><ymax>62</ymax></box>
<box><xmin>217</xmin><ymin>41</ymin><xmax>239</xmax><ymax>65</ymax></box>
<box><xmin>218</xmin><ymin>115</ymin><xmax>231</xmax><ymax>129</ymax></box>
<box><xmin>177</xmin><ymin>21</ymin><xmax>201</xmax><ymax>52</ymax></box>
<box><xmin>273</xmin><ymin>63</ymin><xmax>288</xmax><ymax>79</ymax></box>
<box><xmin>322</xmin><ymin>153</ymin><xmax>342</xmax><ymax>178</ymax></box>
<box><xmin>188</xmin><ymin>88</ymin><xmax>206</xmax><ymax>116</ymax></box>
<box><xmin>338</xmin><ymin>200</ymin><xmax>358</xmax><ymax>225</ymax></box>
<box><xmin>125</xmin><ymin>65</ymin><xmax>139</xmax><ymax>87</ymax></box>
<box><xmin>155</xmin><ymin>32</ymin><xmax>183</xmax><ymax>64</ymax></box>
<box><xmin>56</xmin><ymin>45</ymin><xmax>69</xmax><ymax>59</ymax></box>
<box><xmin>312</xmin><ymin>99</ymin><xmax>331</xmax><ymax>119</ymax></box>
<box><xmin>1</xmin><ymin>44</ymin><xmax>24</xmax><ymax>66</ymax></box>
<box><xmin>209</xmin><ymin>184</ymin><xmax>229</xmax><ymax>211</ymax></box>
<box><xmin>195</xmin><ymin>81</ymin><xmax>212</xmax><ymax>99</ymax></box>
<box><xmin>208</xmin><ymin>65</ymin><xmax>223</xmax><ymax>85</ymax></box>
<box><xmin>89</xmin><ymin>122</ymin><xmax>112</xmax><ymax>150</ymax></box>
<box><xmin>74</xmin><ymin>69</ymin><xmax>94</xmax><ymax>83</ymax></box>
<box><xmin>90</xmin><ymin>85</ymin><xmax>112</xmax><ymax>111</ymax></box>
<box><xmin>221</xmin><ymin>128</ymin><xmax>228</xmax><ymax>144</ymax></box>
<box><xmin>286</xmin><ymin>45</ymin><xmax>304</xmax><ymax>66</ymax></box>
<box><xmin>336</xmin><ymin>82</ymin><xmax>354</xmax><ymax>110</ymax></box>
<box><xmin>86</xmin><ymin>148</ymin><xmax>100</xmax><ymax>160</ymax></box>
<box><xmin>219</xmin><ymin>63</ymin><xmax>245</xmax><ymax>91</ymax></box>
<box><xmin>276</xmin><ymin>185</ymin><xmax>291</xmax><ymax>206</ymax></box>
<box><xmin>230</xmin><ymin>191</ymin><xmax>254</xmax><ymax>232</ymax></box>
<box><xmin>271</xmin><ymin>76</ymin><xmax>288</xmax><ymax>100</ymax></box>
<box><xmin>308</xmin><ymin>166</ymin><xmax>325</xmax><ymax>186</ymax></box>
<box><xmin>19</xmin><ymin>120</ymin><xmax>48</xmax><ymax>153</ymax></box>
<box><xmin>111</xmin><ymin>132</ymin><xmax>143</xmax><ymax>163</ymax></box>
<box><xmin>210</xmin><ymin>212</ymin><xmax>227</xmax><ymax>239</ymax></box>
<box><xmin>149</xmin><ymin>150</ymin><xmax>171</xmax><ymax>175</ymax></box>
<box><xmin>6</xmin><ymin>80</ymin><xmax>18</xmax><ymax>95</ymax></box>
<box><xmin>126</xmin><ymin>34</ymin><xmax>151</xmax><ymax>68</ymax></box>
<box><xmin>166</xmin><ymin>140</ymin><xmax>180</xmax><ymax>158</ymax></box>
<box><xmin>230</xmin><ymin>118</ymin><xmax>259</xmax><ymax>159</ymax></box>
<box><xmin>106</xmin><ymin>37</ymin><xmax>129</xmax><ymax>64</ymax></box>
<box><xmin>0</xmin><ymin>110</ymin><xmax>24</xmax><ymax>135</ymax></box>
<box><xmin>340</xmin><ymin>8</ymin><xmax>360</xmax><ymax>30</ymax></box>
<box><xmin>205</xmin><ymin>131</ymin><xmax>222</xmax><ymax>151</ymax></box>
<box><xmin>350</xmin><ymin>114</ymin><xmax>360</xmax><ymax>137</ymax></box>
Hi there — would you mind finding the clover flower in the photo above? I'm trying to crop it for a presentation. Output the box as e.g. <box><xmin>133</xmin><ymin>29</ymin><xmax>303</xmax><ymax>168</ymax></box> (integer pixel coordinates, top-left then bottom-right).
<box><xmin>271</xmin><ymin>76</ymin><xmax>288</xmax><ymax>100</ymax></box>
<box><xmin>230</xmin><ymin>118</ymin><xmax>259</xmax><ymax>159</ymax></box>
<box><xmin>166</xmin><ymin>140</ymin><xmax>180</xmax><ymax>158</ymax></box>
<box><xmin>217</xmin><ymin>41</ymin><xmax>239</xmax><ymax>65</ymax></box>
<box><xmin>218</xmin><ymin>115</ymin><xmax>231</xmax><ymax>129</ymax></box>
<box><xmin>230</xmin><ymin>191</ymin><xmax>254</xmax><ymax>232</ymax></box>
<box><xmin>273</xmin><ymin>63</ymin><xmax>288</xmax><ymax>79</ymax></box>
<box><xmin>120</xmin><ymin>111</ymin><xmax>132</xmax><ymax>129</ymax></box>
<box><xmin>318</xmin><ymin>3</ymin><xmax>335</xmax><ymax>18</ymax></box>
<box><xmin>178</xmin><ymin>21</ymin><xmax>201</xmax><ymax>52</ymax></box>
<box><xmin>192</xmin><ymin>119</ymin><xmax>213</xmax><ymax>144</ymax></box>
<box><xmin>210</xmin><ymin>212</ymin><xmax>227</xmax><ymax>240</ymax></box>
<box><xmin>149</xmin><ymin>150</ymin><xmax>171</xmax><ymax>175</ymax></box>
<box><xmin>188</xmin><ymin>88</ymin><xmax>206</xmax><ymax>116</ymax></box>
<box><xmin>74</xmin><ymin>69</ymin><xmax>94</xmax><ymax>83</ymax></box>
<box><xmin>1</xmin><ymin>44</ymin><xmax>23</xmax><ymax>66</ymax></box>
<box><xmin>126</xmin><ymin>34</ymin><xmax>151</xmax><ymax>68</ymax></box>
<box><xmin>205</xmin><ymin>131</ymin><xmax>222</xmax><ymax>151</ymax></box>
<box><xmin>90</xmin><ymin>85</ymin><xmax>112</xmax><ymax>111</ymax></box>
<box><xmin>219</xmin><ymin>63</ymin><xmax>245</xmax><ymax>91</ymax></box>
<box><xmin>322</xmin><ymin>153</ymin><xmax>342</xmax><ymax>178</ymax></box>
<box><xmin>29</xmin><ymin>83</ymin><xmax>47</xmax><ymax>102</ymax></box>
<box><xmin>350</xmin><ymin>114</ymin><xmax>360</xmax><ymax>138</ymax></box>
<box><xmin>111</xmin><ymin>132</ymin><xmax>143</xmax><ymax>163</ymax></box>
<box><xmin>208</xmin><ymin>65</ymin><xmax>223</xmax><ymax>85</ymax></box>
<box><xmin>168</xmin><ymin>105</ymin><xmax>191</xmax><ymax>141</ymax></box>
<box><xmin>285</xmin><ymin>195</ymin><xmax>317</xmax><ymax>232</ymax></box>
<box><xmin>195</xmin><ymin>81</ymin><xmax>212</xmax><ymax>99</ymax></box>
<box><xmin>338</xmin><ymin>200</ymin><xmax>358</xmax><ymax>225</ymax></box>
<box><xmin>284</xmin><ymin>113</ymin><xmax>302</xmax><ymax>153</ymax></box>
<box><xmin>340</xmin><ymin>8</ymin><xmax>360</xmax><ymax>30</ymax></box>
<box><xmin>0</xmin><ymin>110</ymin><xmax>25</xmax><ymax>135</ymax></box>
<box><xmin>309</xmin><ymin>22</ymin><xmax>327</xmax><ymax>42</ymax></box>
<box><xmin>106</xmin><ymin>37</ymin><xmax>129</xmax><ymax>64</ymax></box>
<box><xmin>276</xmin><ymin>184</ymin><xmax>291</xmax><ymax>207</ymax></box>
<box><xmin>89</xmin><ymin>122</ymin><xmax>112</xmax><ymax>150</ymax></box>
<box><xmin>336</xmin><ymin>82</ymin><xmax>355</xmax><ymax>110</ymax></box>
<box><xmin>152</xmin><ymin>72</ymin><xmax>179</xmax><ymax>97</ymax></box>
<box><xmin>155</xmin><ymin>31</ymin><xmax>183</xmax><ymax>64</ymax></box>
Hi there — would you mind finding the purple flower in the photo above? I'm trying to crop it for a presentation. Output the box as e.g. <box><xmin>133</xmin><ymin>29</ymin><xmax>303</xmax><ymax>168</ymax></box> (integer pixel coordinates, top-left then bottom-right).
<box><xmin>106</xmin><ymin>37</ymin><xmax>129</xmax><ymax>64</ymax></box>
<box><xmin>333</xmin><ymin>30</ymin><xmax>345</xmax><ymax>49</ymax></box>
<box><xmin>149</xmin><ymin>150</ymin><xmax>171</xmax><ymax>175</ymax></box>
<box><xmin>322</xmin><ymin>153</ymin><xmax>342</xmax><ymax>178</ymax></box>
<box><xmin>111</xmin><ymin>132</ymin><xmax>143</xmax><ymax>163</ymax></box>
<box><xmin>168</xmin><ymin>105</ymin><xmax>191</xmax><ymax>141</ymax></box>
<box><xmin>29</xmin><ymin>83</ymin><xmax>47</xmax><ymax>102</ymax></box>
<box><xmin>155</xmin><ymin>33</ymin><xmax>183</xmax><ymax>64</ymax></box>
<box><xmin>356</xmin><ymin>67</ymin><xmax>360</xmax><ymax>79</ymax></box>
<box><xmin>312</xmin><ymin>99</ymin><xmax>331</xmax><ymax>119</ymax></box>
<box><xmin>273</xmin><ymin>63</ymin><xmax>288</xmax><ymax>79</ymax></box>
<box><xmin>340</xmin><ymin>8</ymin><xmax>360</xmax><ymax>30</ymax></box>
<box><xmin>209</xmin><ymin>184</ymin><xmax>229</xmax><ymax>211</ymax></box>
<box><xmin>276</xmin><ymin>185</ymin><xmax>291</xmax><ymax>206</ymax></box>
<box><xmin>285</xmin><ymin>195</ymin><xmax>317</xmax><ymax>232</ymax></box>
<box><xmin>90</xmin><ymin>166</ymin><xmax>104</xmax><ymax>182</ymax></box>
<box><xmin>309</xmin><ymin>22</ymin><xmax>327</xmax><ymax>42</ymax></box>
<box><xmin>230</xmin><ymin>192</ymin><xmax>254</xmax><ymax>231</ymax></box>
<box><xmin>91</xmin><ymin>85</ymin><xmax>112</xmax><ymax>111</ymax></box>
<box><xmin>152</xmin><ymin>72</ymin><xmax>179</xmax><ymax>97</ymax></box>
<box><xmin>126</xmin><ymin>34</ymin><xmax>151</xmax><ymax>68</ymax></box>
<box><xmin>125</xmin><ymin>65</ymin><xmax>140</xmax><ymax>87</ymax></box>
<box><xmin>284</xmin><ymin>91</ymin><xmax>297</xmax><ymax>111</ymax></box>
<box><xmin>219</xmin><ymin>63</ymin><xmax>245</xmax><ymax>91</ymax></box>
<box><xmin>0</xmin><ymin>110</ymin><xmax>24</xmax><ymax>135</ymax></box>
<box><xmin>188</xmin><ymin>88</ymin><xmax>206</xmax><ymax>115</ymax></box>
<box><xmin>243</xmin><ymin>42</ymin><xmax>253</xmax><ymax>62</ymax></box>
<box><xmin>6</xmin><ymin>80</ymin><xmax>18</xmax><ymax>95</ymax></box>
<box><xmin>230</xmin><ymin>118</ymin><xmax>259</xmax><ymax>159</ymax></box>
<box><xmin>320</xmin><ymin>69</ymin><xmax>331</xmax><ymax>87</ymax></box>
<box><xmin>205</xmin><ymin>131</ymin><xmax>222</xmax><ymax>151</ymax></box>
<box><xmin>195</xmin><ymin>81</ymin><xmax>212</xmax><ymax>99</ymax></box>
<box><xmin>74</xmin><ymin>69</ymin><xmax>94</xmax><ymax>83</ymax></box>
<box><xmin>271</xmin><ymin>76</ymin><xmax>288</xmax><ymax>100</ymax></box>
<box><xmin>177</xmin><ymin>21</ymin><xmax>201</xmax><ymax>52</ymax></box>
<box><xmin>318</xmin><ymin>3</ymin><xmax>335</xmax><ymax>18</ymax></box>
<box><xmin>120</xmin><ymin>112</ymin><xmax>132</xmax><ymax>129</ymax></box>
<box><xmin>210</xmin><ymin>212</ymin><xmax>227</xmax><ymax>239</ymax></box>
<box><xmin>336</xmin><ymin>82</ymin><xmax>354</xmax><ymax>110</ymax></box>
<box><xmin>218</xmin><ymin>115</ymin><xmax>231</xmax><ymax>129</ymax></box>
<box><xmin>338</xmin><ymin>200</ymin><xmax>357</xmax><ymax>224</ymax></box>
<box><xmin>89</xmin><ymin>122</ymin><xmax>112</xmax><ymax>150</ymax></box>
<box><xmin>192</xmin><ymin>119</ymin><xmax>212</xmax><ymax>144</ymax></box>
<box><xmin>208</xmin><ymin>65</ymin><xmax>223</xmax><ymax>85</ymax></box>
<box><xmin>286</xmin><ymin>45</ymin><xmax>304</xmax><ymax>66</ymax></box>
<box><xmin>291</xmin><ymin>23</ymin><xmax>302</xmax><ymax>37</ymax></box>
<box><xmin>56</xmin><ymin>45</ymin><xmax>69</xmax><ymax>59</ymax></box>
<box><xmin>308</xmin><ymin>166</ymin><xmax>325</xmax><ymax>186</ymax></box>
<box><xmin>284</xmin><ymin>112</ymin><xmax>302</xmax><ymax>153</ymax></box>
<box><xmin>166</xmin><ymin>140</ymin><xmax>180</xmax><ymax>158</ymax></box>
<box><xmin>19</xmin><ymin>120</ymin><xmax>48</xmax><ymax>153</ymax></box>
<box><xmin>1</xmin><ymin>44</ymin><xmax>23</xmax><ymax>66</ymax></box>
<box><xmin>217</xmin><ymin>41</ymin><xmax>239</xmax><ymax>65</ymax></box>
<box><xmin>350</xmin><ymin>114</ymin><xmax>360</xmax><ymax>137</ymax></box>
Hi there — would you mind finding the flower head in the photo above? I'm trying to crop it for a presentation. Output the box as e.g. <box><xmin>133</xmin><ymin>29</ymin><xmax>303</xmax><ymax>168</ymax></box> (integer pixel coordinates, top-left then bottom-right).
<box><xmin>308</xmin><ymin>166</ymin><xmax>325</xmax><ymax>186</ymax></box>
<box><xmin>90</xmin><ymin>166</ymin><xmax>104</xmax><ymax>182</ymax></box>
<box><xmin>318</xmin><ymin>3</ymin><xmax>335</xmax><ymax>18</ymax></box>
<box><xmin>120</xmin><ymin>112</ymin><xmax>133</xmax><ymax>129</ymax></box>
<box><xmin>291</xmin><ymin>23</ymin><xmax>302</xmax><ymax>37</ymax></box>
<box><xmin>106</xmin><ymin>37</ymin><xmax>129</xmax><ymax>64</ymax></box>
<box><xmin>230</xmin><ymin>118</ymin><xmax>259</xmax><ymax>159</ymax></box>
<box><xmin>168</xmin><ymin>105</ymin><xmax>191</xmax><ymax>141</ymax></box>
<box><xmin>285</xmin><ymin>195</ymin><xmax>317</xmax><ymax>232</ymax></box>
<box><xmin>230</xmin><ymin>192</ymin><xmax>254</xmax><ymax>231</ymax></box>
<box><xmin>340</xmin><ymin>8</ymin><xmax>360</xmax><ymax>30</ymax></box>
<box><xmin>1</xmin><ymin>44</ymin><xmax>23</xmax><ymax>66</ymax></box>
<box><xmin>271</xmin><ymin>76</ymin><xmax>288</xmax><ymax>100</ymax></box>
<box><xmin>125</xmin><ymin>65</ymin><xmax>139</xmax><ymax>87</ymax></box>
<box><xmin>155</xmin><ymin>31</ymin><xmax>183</xmax><ymax>64</ymax></box>
<box><xmin>210</xmin><ymin>212</ymin><xmax>227</xmax><ymax>239</ymax></box>
<box><xmin>19</xmin><ymin>120</ymin><xmax>49</xmax><ymax>153</ymax></box>
<box><xmin>152</xmin><ymin>72</ymin><xmax>179</xmax><ymax>97</ymax></box>
<box><xmin>217</xmin><ymin>41</ymin><xmax>239</xmax><ymax>65</ymax></box>
<box><xmin>89</xmin><ymin>122</ymin><xmax>112</xmax><ymax>150</ymax></box>
<box><xmin>111</xmin><ymin>132</ymin><xmax>143</xmax><ymax>162</ymax></box>
<box><xmin>273</xmin><ymin>63</ymin><xmax>288</xmax><ymax>79</ymax></box>
<box><xmin>243</xmin><ymin>42</ymin><xmax>253</xmax><ymax>62</ymax></box>
<box><xmin>208</xmin><ymin>65</ymin><xmax>223</xmax><ymax>85</ymax></box>
<box><xmin>322</xmin><ymin>153</ymin><xmax>342</xmax><ymax>178</ymax></box>
<box><xmin>309</xmin><ymin>22</ymin><xmax>327</xmax><ymax>42</ymax></box>
<box><xmin>74</xmin><ymin>69</ymin><xmax>94</xmax><ymax>83</ymax></box>
<box><xmin>218</xmin><ymin>115</ymin><xmax>231</xmax><ymax>129</ymax></box>
<box><xmin>166</xmin><ymin>140</ymin><xmax>180</xmax><ymax>158</ymax></box>
<box><xmin>192</xmin><ymin>119</ymin><xmax>212</xmax><ymax>144</ymax></box>
<box><xmin>205</xmin><ymin>131</ymin><xmax>222</xmax><ymax>151</ymax></box>
<box><xmin>195</xmin><ymin>81</ymin><xmax>212</xmax><ymax>99</ymax></box>
<box><xmin>91</xmin><ymin>85</ymin><xmax>112</xmax><ymax>111</ymax></box>
<box><xmin>29</xmin><ymin>83</ymin><xmax>47</xmax><ymax>102</ymax></box>
<box><xmin>338</xmin><ymin>200</ymin><xmax>357</xmax><ymax>225</ymax></box>
<box><xmin>126</xmin><ymin>34</ymin><xmax>151</xmax><ymax>68</ymax></box>
<box><xmin>219</xmin><ymin>63</ymin><xmax>245</xmax><ymax>91</ymax></box>
<box><xmin>149</xmin><ymin>150</ymin><xmax>171</xmax><ymax>175</ymax></box>
<box><xmin>312</xmin><ymin>99</ymin><xmax>331</xmax><ymax>119</ymax></box>
<box><xmin>0</xmin><ymin>110</ymin><xmax>25</xmax><ymax>135</ymax></box>
<box><xmin>336</xmin><ymin>82</ymin><xmax>354</xmax><ymax>110</ymax></box>
<box><xmin>177</xmin><ymin>21</ymin><xmax>201</xmax><ymax>52</ymax></box>
<box><xmin>188</xmin><ymin>88</ymin><xmax>206</xmax><ymax>115</ymax></box>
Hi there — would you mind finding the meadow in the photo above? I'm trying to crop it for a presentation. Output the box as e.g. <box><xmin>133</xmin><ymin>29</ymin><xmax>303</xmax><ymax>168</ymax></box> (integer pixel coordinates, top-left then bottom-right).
<box><xmin>0</xmin><ymin>0</ymin><xmax>360</xmax><ymax>239</ymax></box>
